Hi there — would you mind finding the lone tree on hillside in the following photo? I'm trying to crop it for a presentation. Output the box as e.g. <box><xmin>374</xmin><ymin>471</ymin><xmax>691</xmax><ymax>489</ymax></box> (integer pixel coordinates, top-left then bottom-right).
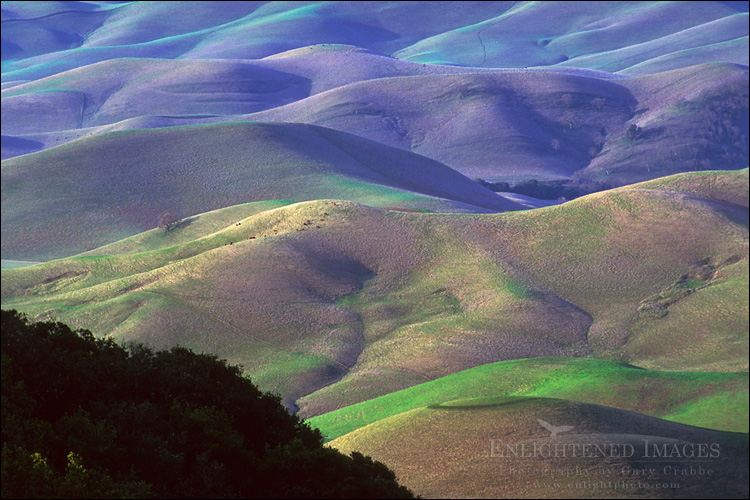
<box><xmin>627</xmin><ymin>123</ymin><xmax>642</xmax><ymax>141</ymax></box>
<box><xmin>158</xmin><ymin>211</ymin><xmax>181</xmax><ymax>233</ymax></box>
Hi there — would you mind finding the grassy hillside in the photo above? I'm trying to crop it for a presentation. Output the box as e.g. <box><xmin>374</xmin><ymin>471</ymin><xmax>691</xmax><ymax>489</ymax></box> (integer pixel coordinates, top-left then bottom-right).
<box><xmin>6</xmin><ymin>60</ymin><xmax>745</xmax><ymax>185</ymax></box>
<box><xmin>394</xmin><ymin>1</ymin><xmax>747</xmax><ymax>71</ymax></box>
<box><xmin>2</xmin><ymin>170</ymin><xmax>746</xmax><ymax>413</ymax></box>
<box><xmin>3</xmin><ymin>2</ymin><xmax>745</xmax><ymax>81</ymax></box>
<box><xmin>579</xmin><ymin>64</ymin><xmax>749</xmax><ymax>185</ymax></box>
<box><xmin>0</xmin><ymin>58</ymin><xmax>313</xmax><ymax>135</ymax></box>
<box><xmin>328</xmin><ymin>396</ymin><xmax>749</xmax><ymax>499</ymax></box>
<box><xmin>1</xmin><ymin>121</ymin><xmax>520</xmax><ymax>261</ymax></box>
<box><xmin>308</xmin><ymin>357</ymin><xmax>749</xmax><ymax>441</ymax></box>
<box><xmin>246</xmin><ymin>62</ymin><xmax>748</xmax><ymax>184</ymax></box>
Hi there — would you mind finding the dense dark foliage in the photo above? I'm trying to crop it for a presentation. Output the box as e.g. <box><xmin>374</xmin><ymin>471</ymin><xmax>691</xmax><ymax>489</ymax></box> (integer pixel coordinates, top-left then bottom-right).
<box><xmin>476</xmin><ymin>178</ymin><xmax>610</xmax><ymax>201</ymax></box>
<box><xmin>1</xmin><ymin>310</ymin><xmax>414</xmax><ymax>499</ymax></box>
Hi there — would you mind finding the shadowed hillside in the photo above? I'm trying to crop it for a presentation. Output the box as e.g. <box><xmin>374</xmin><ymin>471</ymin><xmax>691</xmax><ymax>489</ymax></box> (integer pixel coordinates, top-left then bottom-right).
<box><xmin>1</xmin><ymin>121</ymin><xmax>521</xmax><ymax>261</ymax></box>
<box><xmin>6</xmin><ymin>59</ymin><xmax>744</xmax><ymax>188</ymax></box>
<box><xmin>328</xmin><ymin>396</ymin><xmax>749</xmax><ymax>499</ymax></box>
<box><xmin>242</xmin><ymin>62</ymin><xmax>749</xmax><ymax>184</ymax></box>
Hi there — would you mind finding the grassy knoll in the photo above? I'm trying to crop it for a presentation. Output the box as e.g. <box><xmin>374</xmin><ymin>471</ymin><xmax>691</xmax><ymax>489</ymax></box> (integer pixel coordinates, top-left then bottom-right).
<box><xmin>308</xmin><ymin>357</ymin><xmax>749</xmax><ymax>442</ymax></box>
<box><xmin>328</xmin><ymin>396</ymin><xmax>748</xmax><ymax>499</ymax></box>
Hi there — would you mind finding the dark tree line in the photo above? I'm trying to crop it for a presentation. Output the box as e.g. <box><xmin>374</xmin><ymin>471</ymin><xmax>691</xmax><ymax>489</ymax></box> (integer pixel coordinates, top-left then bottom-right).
<box><xmin>476</xmin><ymin>178</ymin><xmax>611</xmax><ymax>201</ymax></box>
<box><xmin>1</xmin><ymin>310</ymin><xmax>415</xmax><ymax>499</ymax></box>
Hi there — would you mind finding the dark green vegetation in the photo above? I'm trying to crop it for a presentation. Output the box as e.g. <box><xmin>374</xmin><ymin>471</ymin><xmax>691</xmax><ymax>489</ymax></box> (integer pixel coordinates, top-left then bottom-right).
<box><xmin>475</xmin><ymin>178</ymin><xmax>610</xmax><ymax>201</ymax></box>
<box><xmin>1</xmin><ymin>310</ymin><xmax>414</xmax><ymax>499</ymax></box>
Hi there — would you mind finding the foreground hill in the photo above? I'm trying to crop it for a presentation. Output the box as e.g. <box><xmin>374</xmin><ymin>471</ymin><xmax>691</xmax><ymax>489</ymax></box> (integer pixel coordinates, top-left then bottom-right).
<box><xmin>328</xmin><ymin>396</ymin><xmax>748</xmax><ymax>499</ymax></box>
<box><xmin>308</xmin><ymin>357</ymin><xmax>749</xmax><ymax>441</ymax></box>
<box><xmin>1</xmin><ymin>121</ymin><xmax>520</xmax><ymax>261</ymax></box>
<box><xmin>2</xmin><ymin>170</ymin><xmax>747</xmax><ymax>413</ymax></box>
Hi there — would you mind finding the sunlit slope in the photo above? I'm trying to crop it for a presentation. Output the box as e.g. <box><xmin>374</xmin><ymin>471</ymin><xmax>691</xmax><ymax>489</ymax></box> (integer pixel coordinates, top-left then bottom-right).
<box><xmin>480</xmin><ymin>170</ymin><xmax>748</xmax><ymax>361</ymax></box>
<box><xmin>328</xmin><ymin>397</ymin><xmax>749</xmax><ymax>499</ymax></box>
<box><xmin>308</xmin><ymin>357</ymin><xmax>749</xmax><ymax>441</ymax></box>
<box><xmin>1</xmin><ymin>199</ymin><xmax>589</xmax><ymax>410</ymax></box>
<box><xmin>2</xmin><ymin>170</ymin><xmax>746</xmax><ymax>412</ymax></box>
<box><xmin>1</xmin><ymin>121</ymin><xmax>520</xmax><ymax>261</ymax></box>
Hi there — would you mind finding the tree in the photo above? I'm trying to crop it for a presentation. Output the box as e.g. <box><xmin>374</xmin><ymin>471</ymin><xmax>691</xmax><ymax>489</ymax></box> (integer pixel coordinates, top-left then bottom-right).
<box><xmin>0</xmin><ymin>310</ymin><xmax>415</xmax><ymax>499</ymax></box>
<box><xmin>627</xmin><ymin>123</ymin><xmax>642</xmax><ymax>141</ymax></box>
<box><xmin>157</xmin><ymin>212</ymin><xmax>180</xmax><ymax>233</ymax></box>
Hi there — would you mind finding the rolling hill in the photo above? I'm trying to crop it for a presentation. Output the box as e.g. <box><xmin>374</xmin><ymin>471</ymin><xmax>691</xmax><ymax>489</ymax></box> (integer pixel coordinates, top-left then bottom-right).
<box><xmin>5</xmin><ymin>57</ymin><xmax>745</xmax><ymax>189</ymax></box>
<box><xmin>2</xmin><ymin>1</ymin><xmax>746</xmax><ymax>81</ymax></box>
<box><xmin>1</xmin><ymin>121</ymin><xmax>521</xmax><ymax>261</ymax></box>
<box><xmin>2</xmin><ymin>4</ymin><xmax>748</xmax><ymax>497</ymax></box>
<box><xmin>308</xmin><ymin>357</ymin><xmax>749</xmax><ymax>441</ymax></box>
<box><xmin>2</xmin><ymin>169</ymin><xmax>747</xmax><ymax>414</ymax></box>
<box><xmin>242</xmin><ymin>63</ymin><xmax>748</xmax><ymax>183</ymax></box>
<box><xmin>328</xmin><ymin>396</ymin><xmax>749</xmax><ymax>498</ymax></box>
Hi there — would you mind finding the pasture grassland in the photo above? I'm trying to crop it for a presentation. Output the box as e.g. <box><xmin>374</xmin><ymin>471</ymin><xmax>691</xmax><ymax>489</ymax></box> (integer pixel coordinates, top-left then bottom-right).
<box><xmin>480</xmin><ymin>183</ymin><xmax>748</xmax><ymax>357</ymax></box>
<box><xmin>624</xmin><ymin>258</ymin><xmax>749</xmax><ymax>371</ymax></box>
<box><xmin>634</xmin><ymin>168</ymin><xmax>749</xmax><ymax>207</ymax></box>
<box><xmin>328</xmin><ymin>396</ymin><xmax>749</xmax><ymax>499</ymax></box>
<box><xmin>0</xmin><ymin>260</ymin><xmax>43</xmax><ymax>270</ymax></box>
<box><xmin>308</xmin><ymin>357</ymin><xmax>749</xmax><ymax>442</ymax></box>
<box><xmin>82</xmin><ymin>200</ymin><xmax>298</xmax><ymax>256</ymax></box>
<box><xmin>2</xmin><ymin>170</ymin><xmax>747</xmax><ymax>414</ymax></box>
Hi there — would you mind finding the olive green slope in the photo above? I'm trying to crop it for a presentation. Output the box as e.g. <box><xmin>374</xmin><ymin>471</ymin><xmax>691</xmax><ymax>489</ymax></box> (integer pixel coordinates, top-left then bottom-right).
<box><xmin>2</xmin><ymin>170</ymin><xmax>747</xmax><ymax>413</ymax></box>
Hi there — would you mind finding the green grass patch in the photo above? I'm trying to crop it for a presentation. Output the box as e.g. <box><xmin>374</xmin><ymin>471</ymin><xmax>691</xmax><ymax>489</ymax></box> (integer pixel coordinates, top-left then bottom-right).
<box><xmin>308</xmin><ymin>357</ymin><xmax>748</xmax><ymax>441</ymax></box>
